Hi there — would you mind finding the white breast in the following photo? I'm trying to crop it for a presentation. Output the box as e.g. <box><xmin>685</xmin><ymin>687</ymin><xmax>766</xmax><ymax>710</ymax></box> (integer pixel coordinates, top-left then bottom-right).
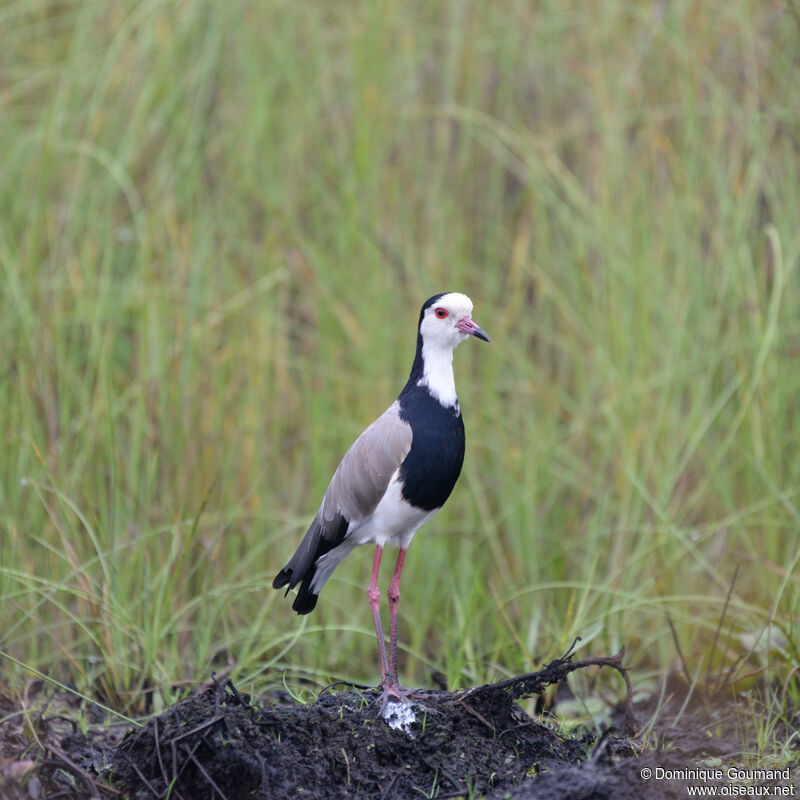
<box><xmin>309</xmin><ymin>471</ymin><xmax>438</xmax><ymax>594</ymax></box>
<box><xmin>348</xmin><ymin>471</ymin><xmax>438</xmax><ymax>549</ymax></box>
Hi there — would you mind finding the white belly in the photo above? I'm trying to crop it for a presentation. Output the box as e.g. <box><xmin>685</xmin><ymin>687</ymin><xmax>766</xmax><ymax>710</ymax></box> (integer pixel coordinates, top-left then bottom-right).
<box><xmin>309</xmin><ymin>471</ymin><xmax>438</xmax><ymax>593</ymax></box>
<box><xmin>349</xmin><ymin>472</ymin><xmax>437</xmax><ymax>549</ymax></box>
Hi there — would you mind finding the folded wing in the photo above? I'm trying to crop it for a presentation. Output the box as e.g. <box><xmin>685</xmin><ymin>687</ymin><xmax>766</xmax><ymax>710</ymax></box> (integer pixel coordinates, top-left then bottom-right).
<box><xmin>272</xmin><ymin>401</ymin><xmax>412</xmax><ymax>613</ymax></box>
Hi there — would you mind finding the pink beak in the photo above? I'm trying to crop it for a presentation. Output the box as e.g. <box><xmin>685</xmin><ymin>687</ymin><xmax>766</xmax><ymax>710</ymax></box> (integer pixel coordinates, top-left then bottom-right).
<box><xmin>456</xmin><ymin>316</ymin><xmax>490</xmax><ymax>342</ymax></box>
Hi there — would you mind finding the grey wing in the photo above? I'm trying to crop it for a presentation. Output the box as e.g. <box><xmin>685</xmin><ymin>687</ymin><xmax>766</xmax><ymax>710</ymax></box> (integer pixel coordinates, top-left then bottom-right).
<box><xmin>272</xmin><ymin>401</ymin><xmax>412</xmax><ymax>610</ymax></box>
<box><xmin>319</xmin><ymin>400</ymin><xmax>412</xmax><ymax>525</ymax></box>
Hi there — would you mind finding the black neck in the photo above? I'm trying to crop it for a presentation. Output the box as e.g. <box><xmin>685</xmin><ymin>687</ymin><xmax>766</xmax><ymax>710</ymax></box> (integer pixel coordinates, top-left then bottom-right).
<box><xmin>400</xmin><ymin>328</ymin><xmax>425</xmax><ymax>397</ymax></box>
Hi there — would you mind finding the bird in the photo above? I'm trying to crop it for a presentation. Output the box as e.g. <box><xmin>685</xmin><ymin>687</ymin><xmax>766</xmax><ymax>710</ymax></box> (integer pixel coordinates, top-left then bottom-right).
<box><xmin>273</xmin><ymin>292</ymin><xmax>489</xmax><ymax>707</ymax></box>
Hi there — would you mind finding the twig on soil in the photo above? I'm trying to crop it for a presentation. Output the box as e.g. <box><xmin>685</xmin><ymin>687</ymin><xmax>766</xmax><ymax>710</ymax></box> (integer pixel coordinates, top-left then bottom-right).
<box><xmin>211</xmin><ymin>671</ymin><xmax>251</xmax><ymax>708</ymax></box>
<box><xmin>319</xmin><ymin>679</ymin><xmax>374</xmax><ymax>695</ymax></box>
<box><xmin>173</xmin><ymin>736</ymin><xmax>206</xmax><ymax>790</ymax></box>
<box><xmin>21</xmin><ymin>688</ymin><xmax>117</xmax><ymax>799</ymax></box>
<box><xmin>460</xmin><ymin>639</ymin><xmax>639</xmax><ymax>735</ymax></box>
<box><xmin>185</xmin><ymin>742</ymin><xmax>231</xmax><ymax>800</ymax></box>
<box><xmin>379</xmin><ymin>773</ymin><xmax>400</xmax><ymax>800</ymax></box>
<box><xmin>39</xmin><ymin>749</ymin><xmax>106</xmax><ymax>799</ymax></box>
<box><xmin>589</xmin><ymin>726</ymin><xmax>614</xmax><ymax>761</ymax></box>
<box><xmin>154</xmin><ymin>717</ymin><xmax>168</xmax><ymax>791</ymax></box>
<box><xmin>117</xmin><ymin>752</ymin><xmax>161</xmax><ymax>799</ymax></box>
<box><xmin>420</xmin><ymin>755</ymin><xmax>463</xmax><ymax>794</ymax></box>
<box><xmin>456</xmin><ymin>699</ymin><xmax>494</xmax><ymax>731</ymax></box>
<box><xmin>169</xmin><ymin>714</ymin><xmax>225</xmax><ymax>744</ymax></box>
<box><xmin>199</xmin><ymin>665</ymin><xmax>233</xmax><ymax>691</ymax></box>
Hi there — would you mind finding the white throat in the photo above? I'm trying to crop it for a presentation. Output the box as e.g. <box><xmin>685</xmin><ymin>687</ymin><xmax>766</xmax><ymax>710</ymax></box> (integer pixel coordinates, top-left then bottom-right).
<box><xmin>418</xmin><ymin>341</ymin><xmax>459</xmax><ymax>408</ymax></box>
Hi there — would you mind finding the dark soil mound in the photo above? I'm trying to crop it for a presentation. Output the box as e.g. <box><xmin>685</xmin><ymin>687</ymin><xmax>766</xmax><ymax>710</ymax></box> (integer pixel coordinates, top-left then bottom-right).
<box><xmin>3</xmin><ymin>651</ymin><xmax>798</xmax><ymax>799</ymax></box>
<box><xmin>108</xmin><ymin>644</ymin><xmax>636</xmax><ymax>799</ymax></box>
<box><xmin>112</xmin><ymin>683</ymin><xmax>589</xmax><ymax>799</ymax></box>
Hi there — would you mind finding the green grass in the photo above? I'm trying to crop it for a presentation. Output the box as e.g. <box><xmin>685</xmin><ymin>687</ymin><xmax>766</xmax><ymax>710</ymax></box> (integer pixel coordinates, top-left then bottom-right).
<box><xmin>1</xmin><ymin>0</ymin><xmax>799</xmax><ymax>717</ymax></box>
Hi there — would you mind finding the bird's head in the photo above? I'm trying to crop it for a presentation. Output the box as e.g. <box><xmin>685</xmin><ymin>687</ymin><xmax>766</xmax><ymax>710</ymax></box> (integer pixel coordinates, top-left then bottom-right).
<box><xmin>418</xmin><ymin>292</ymin><xmax>490</xmax><ymax>351</ymax></box>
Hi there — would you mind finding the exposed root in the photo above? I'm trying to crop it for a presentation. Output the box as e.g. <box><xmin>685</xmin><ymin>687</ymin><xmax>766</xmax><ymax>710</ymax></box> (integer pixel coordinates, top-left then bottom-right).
<box><xmin>457</xmin><ymin>638</ymin><xmax>639</xmax><ymax>735</ymax></box>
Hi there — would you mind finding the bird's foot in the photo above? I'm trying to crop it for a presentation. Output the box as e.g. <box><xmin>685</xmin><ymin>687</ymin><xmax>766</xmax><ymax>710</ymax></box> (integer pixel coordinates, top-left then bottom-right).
<box><xmin>377</xmin><ymin>682</ymin><xmax>419</xmax><ymax>731</ymax></box>
<box><xmin>377</xmin><ymin>680</ymin><xmax>415</xmax><ymax>715</ymax></box>
<box><xmin>376</xmin><ymin>681</ymin><xmax>442</xmax><ymax>730</ymax></box>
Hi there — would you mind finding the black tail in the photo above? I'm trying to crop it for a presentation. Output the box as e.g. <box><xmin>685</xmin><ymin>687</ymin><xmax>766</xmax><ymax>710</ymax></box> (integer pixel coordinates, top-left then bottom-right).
<box><xmin>290</xmin><ymin>570</ymin><xmax>321</xmax><ymax>614</ymax></box>
<box><xmin>272</xmin><ymin>557</ymin><xmax>320</xmax><ymax>615</ymax></box>
<box><xmin>272</xmin><ymin>514</ymin><xmax>348</xmax><ymax>615</ymax></box>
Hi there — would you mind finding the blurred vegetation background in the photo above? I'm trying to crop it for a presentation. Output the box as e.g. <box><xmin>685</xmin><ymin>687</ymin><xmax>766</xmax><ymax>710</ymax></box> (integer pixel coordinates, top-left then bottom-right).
<box><xmin>1</xmin><ymin>0</ymin><xmax>799</xmax><ymax>711</ymax></box>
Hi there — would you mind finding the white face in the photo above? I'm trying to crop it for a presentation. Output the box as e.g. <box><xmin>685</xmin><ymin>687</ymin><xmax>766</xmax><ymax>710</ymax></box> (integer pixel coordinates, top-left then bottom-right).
<box><xmin>419</xmin><ymin>292</ymin><xmax>475</xmax><ymax>350</ymax></box>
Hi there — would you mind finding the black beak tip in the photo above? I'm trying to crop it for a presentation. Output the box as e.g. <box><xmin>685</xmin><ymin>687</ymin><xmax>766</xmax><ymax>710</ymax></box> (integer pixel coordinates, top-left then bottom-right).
<box><xmin>474</xmin><ymin>328</ymin><xmax>490</xmax><ymax>343</ymax></box>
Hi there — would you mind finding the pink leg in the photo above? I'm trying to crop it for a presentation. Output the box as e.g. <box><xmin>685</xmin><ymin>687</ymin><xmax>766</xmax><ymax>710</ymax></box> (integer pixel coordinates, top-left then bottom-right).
<box><xmin>387</xmin><ymin>548</ymin><xmax>407</xmax><ymax>685</ymax></box>
<box><xmin>367</xmin><ymin>545</ymin><xmax>390</xmax><ymax>684</ymax></box>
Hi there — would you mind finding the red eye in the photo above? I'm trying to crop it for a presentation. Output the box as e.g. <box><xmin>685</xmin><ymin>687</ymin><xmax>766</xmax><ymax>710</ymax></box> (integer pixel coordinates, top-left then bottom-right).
<box><xmin>434</xmin><ymin>307</ymin><xmax>448</xmax><ymax>319</ymax></box>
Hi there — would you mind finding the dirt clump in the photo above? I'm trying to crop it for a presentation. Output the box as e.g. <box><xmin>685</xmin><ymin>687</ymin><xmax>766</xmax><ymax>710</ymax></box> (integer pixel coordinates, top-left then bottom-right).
<box><xmin>2</xmin><ymin>658</ymin><xmax>798</xmax><ymax>799</ymax></box>
<box><xmin>111</xmin><ymin>682</ymin><xmax>587</xmax><ymax>799</ymax></box>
